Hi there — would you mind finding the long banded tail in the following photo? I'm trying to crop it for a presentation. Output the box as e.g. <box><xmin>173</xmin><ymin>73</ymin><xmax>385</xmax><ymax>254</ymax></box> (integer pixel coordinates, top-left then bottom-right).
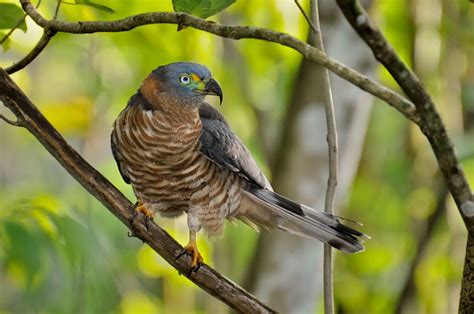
<box><xmin>241</xmin><ymin>184</ymin><xmax>368</xmax><ymax>253</ymax></box>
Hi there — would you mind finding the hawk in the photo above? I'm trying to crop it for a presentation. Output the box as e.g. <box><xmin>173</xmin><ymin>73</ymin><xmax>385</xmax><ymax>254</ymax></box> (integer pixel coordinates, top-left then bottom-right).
<box><xmin>111</xmin><ymin>62</ymin><xmax>366</xmax><ymax>270</ymax></box>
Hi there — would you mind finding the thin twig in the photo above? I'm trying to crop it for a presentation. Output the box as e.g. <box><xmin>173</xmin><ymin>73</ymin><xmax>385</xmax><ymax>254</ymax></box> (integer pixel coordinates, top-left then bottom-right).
<box><xmin>5</xmin><ymin>28</ymin><xmax>56</xmax><ymax>74</ymax></box>
<box><xmin>0</xmin><ymin>97</ymin><xmax>23</xmax><ymax>127</ymax></box>
<box><xmin>306</xmin><ymin>1</ymin><xmax>337</xmax><ymax>313</ymax></box>
<box><xmin>0</xmin><ymin>68</ymin><xmax>275</xmax><ymax>313</ymax></box>
<box><xmin>17</xmin><ymin>0</ymin><xmax>419</xmax><ymax>124</ymax></box>
<box><xmin>0</xmin><ymin>113</ymin><xmax>23</xmax><ymax>127</ymax></box>
<box><xmin>294</xmin><ymin>0</ymin><xmax>318</xmax><ymax>33</ymax></box>
<box><xmin>53</xmin><ymin>0</ymin><xmax>62</xmax><ymax>19</ymax></box>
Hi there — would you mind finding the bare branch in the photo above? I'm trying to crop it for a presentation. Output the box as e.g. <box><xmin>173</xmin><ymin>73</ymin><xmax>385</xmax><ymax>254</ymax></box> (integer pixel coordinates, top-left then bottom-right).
<box><xmin>461</xmin><ymin>230</ymin><xmax>474</xmax><ymax>313</ymax></box>
<box><xmin>0</xmin><ymin>105</ymin><xmax>23</xmax><ymax>127</ymax></box>
<box><xmin>335</xmin><ymin>0</ymin><xmax>472</xmax><ymax>217</ymax></box>
<box><xmin>294</xmin><ymin>0</ymin><xmax>318</xmax><ymax>33</ymax></box>
<box><xmin>5</xmin><ymin>28</ymin><xmax>56</xmax><ymax>74</ymax></box>
<box><xmin>335</xmin><ymin>0</ymin><xmax>474</xmax><ymax>311</ymax></box>
<box><xmin>18</xmin><ymin>0</ymin><xmax>419</xmax><ymax>123</ymax></box>
<box><xmin>0</xmin><ymin>68</ymin><xmax>275</xmax><ymax>313</ymax></box>
<box><xmin>306</xmin><ymin>1</ymin><xmax>337</xmax><ymax>313</ymax></box>
<box><xmin>53</xmin><ymin>0</ymin><xmax>62</xmax><ymax>20</ymax></box>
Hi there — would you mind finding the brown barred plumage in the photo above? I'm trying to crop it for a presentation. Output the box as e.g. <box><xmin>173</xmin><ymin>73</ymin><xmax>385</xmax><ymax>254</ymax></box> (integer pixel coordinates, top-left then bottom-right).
<box><xmin>111</xmin><ymin>62</ymin><xmax>367</xmax><ymax>270</ymax></box>
<box><xmin>112</xmin><ymin>93</ymin><xmax>242</xmax><ymax>237</ymax></box>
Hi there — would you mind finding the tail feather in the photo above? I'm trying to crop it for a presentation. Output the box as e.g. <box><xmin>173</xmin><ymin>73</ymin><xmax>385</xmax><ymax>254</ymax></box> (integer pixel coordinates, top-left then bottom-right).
<box><xmin>240</xmin><ymin>185</ymin><xmax>367</xmax><ymax>253</ymax></box>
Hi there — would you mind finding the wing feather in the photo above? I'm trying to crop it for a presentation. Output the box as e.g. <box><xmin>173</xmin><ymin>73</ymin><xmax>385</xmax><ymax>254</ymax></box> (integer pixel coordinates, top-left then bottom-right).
<box><xmin>111</xmin><ymin>131</ymin><xmax>131</xmax><ymax>184</ymax></box>
<box><xmin>198</xmin><ymin>103</ymin><xmax>271</xmax><ymax>190</ymax></box>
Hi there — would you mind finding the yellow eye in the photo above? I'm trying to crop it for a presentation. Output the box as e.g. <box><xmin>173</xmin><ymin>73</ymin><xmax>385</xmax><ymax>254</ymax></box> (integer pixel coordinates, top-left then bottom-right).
<box><xmin>179</xmin><ymin>75</ymin><xmax>191</xmax><ymax>85</ymax></box>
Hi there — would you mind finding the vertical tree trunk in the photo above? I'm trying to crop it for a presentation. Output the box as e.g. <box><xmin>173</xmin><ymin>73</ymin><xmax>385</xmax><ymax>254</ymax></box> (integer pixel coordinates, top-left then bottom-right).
<box><xmin>244</xmin><ymin>2</ymin><xmax>374</xmax><ymax>312</ymax></box>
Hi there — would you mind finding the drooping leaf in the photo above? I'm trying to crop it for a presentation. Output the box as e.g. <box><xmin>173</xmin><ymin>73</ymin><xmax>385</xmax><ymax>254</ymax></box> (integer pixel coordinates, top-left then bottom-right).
<box><xmin>172</xmin><ymin>0</ymin><xmax>235</xmax><ymax>19</ymax></box>
<box><xmin>0</xmin><ymin>3</ymin><xmax>27</xmax><ymax>32</ymax></box>
<box><xmin>74</xmin><ymin>0</ymin><xmax>115</xmax><ymax>13</ymax></box>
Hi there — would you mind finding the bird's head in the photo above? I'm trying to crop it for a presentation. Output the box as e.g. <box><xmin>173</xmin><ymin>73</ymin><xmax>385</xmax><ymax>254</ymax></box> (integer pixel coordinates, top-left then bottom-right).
<box><xmin>141</xmin><ymin>62</ymin><xmax>223</xmax><ymax>107</ymax></box>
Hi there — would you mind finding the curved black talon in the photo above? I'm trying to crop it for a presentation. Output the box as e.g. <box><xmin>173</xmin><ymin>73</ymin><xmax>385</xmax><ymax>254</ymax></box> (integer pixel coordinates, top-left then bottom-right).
<box><xmin>175</xmin><ymin>248</ymin><xmax>190</xmax><ymax>261</ymax></box>
<box><xmin>144</xmin><ymin>216</ymin><xmax>152</xmax><ymax>232</ymax></box>
<box><xmin>127</xmin><ymin>231</ymin><xmax>136</xmax><ymax>238</ymax></box>
<box><xmin>129</xmin><ymin>210</ymin><xmax>139</xmax><ymax>225</ymax></box>
<box><xmin>175</xmin><ymin>249</ymin><xmax>202</xmax><ymax>276</ymax></box>
<box><xmin>187</xmin><ymin>263</ymin><xmax>202</xmax><ymax>277</ymax></box>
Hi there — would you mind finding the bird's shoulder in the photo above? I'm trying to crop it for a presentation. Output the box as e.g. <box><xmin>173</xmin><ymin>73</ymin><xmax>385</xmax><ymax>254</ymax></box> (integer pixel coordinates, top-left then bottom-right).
<box><xmin>198</xmin><ymin>103</ymin><xmax>271</xmax><ymax>190</ymax></box>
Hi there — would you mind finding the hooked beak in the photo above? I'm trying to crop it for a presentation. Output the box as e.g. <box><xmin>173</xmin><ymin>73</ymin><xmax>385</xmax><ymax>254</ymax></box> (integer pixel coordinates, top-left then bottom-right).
<box><xmin>203</xmin><ymin>78</ymin><xmax>223</xmax><ymax>105</ymax></box>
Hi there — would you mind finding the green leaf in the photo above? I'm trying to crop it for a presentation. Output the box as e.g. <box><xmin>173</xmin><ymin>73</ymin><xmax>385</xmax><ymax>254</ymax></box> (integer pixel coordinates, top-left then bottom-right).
<box><xmin>3</xmin><ymin>221</ymin><xmax>43</xmax><ymax>283</ymax></box>
<box><xmin>0</xmin><ymin>31</ymin><xmax>11</xmax><ymax>51</ymax></box>
<box><xmin>172</xmin><ymin>0</ymin><xmax>236</xmax><ymax>19</ymax></box>
<box><xmin>74</xmin><ymin>0</ymin><xmax>115</xmax><ymax>13</ymax></box>
<box><xmin>0</xmin><ymin>3</ymin><xmax>27</xmax><ymax>32</ymax></box>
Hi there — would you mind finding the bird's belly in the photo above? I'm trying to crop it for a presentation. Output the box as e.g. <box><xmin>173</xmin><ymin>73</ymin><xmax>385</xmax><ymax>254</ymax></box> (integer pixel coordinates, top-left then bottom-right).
<box><xmin>126</xmin><ymin>152</ymin><xmax>242</xmax><ymax>225</ymax></box>
<box><xmin>113</xmin><ymin>107</ymin><xmax>242</xmax><ymax>233</ymax></box>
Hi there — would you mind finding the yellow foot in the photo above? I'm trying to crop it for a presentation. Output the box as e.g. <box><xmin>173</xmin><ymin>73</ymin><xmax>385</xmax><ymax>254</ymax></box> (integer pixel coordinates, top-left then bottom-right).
<box><xmin>135</xmin><ymin>201</ymin><xmax>155</xmax><ymax>220</ymax></box>
<box><xmin>130</xmin><ymin>201</ymin><xmax>155</xmax><ymax>230</ymax></box>
<box><xmin>176</xmin><ymin>240</ymin><xmax>204</xmax><ymax>275</ymax></box>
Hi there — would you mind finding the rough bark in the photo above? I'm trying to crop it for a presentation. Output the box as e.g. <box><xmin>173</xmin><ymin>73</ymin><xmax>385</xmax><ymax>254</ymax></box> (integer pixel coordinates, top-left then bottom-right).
<box><xmin>460</xmin><ymin>232</ymin><xmax>474</xmax><ymax>313</ymax></box>
<box><xmin>244</xmin><ymin>2</ymin><xmax>374</xmax><ymax>311</ymax></box>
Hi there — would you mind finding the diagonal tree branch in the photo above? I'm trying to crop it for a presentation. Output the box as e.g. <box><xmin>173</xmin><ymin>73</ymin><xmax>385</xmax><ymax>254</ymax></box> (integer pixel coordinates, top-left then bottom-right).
<box><xmin>335</xmin><ymin>0</ymin><xmax>474</xmax><ymax>312</ymax></box>
<box><xmin>335</xmin><ymin>0</ymin><xmax>473</xmax><ymax>217</ymax></box>
<box><xmin>17</xmin><ymin>0</ymin><xmax>419</xmax><ymax>124</ymax></box>
<box><xmin>0</xmin><ymin>68</ymin><xmax>275</xmax><ymax>314</ymax></box>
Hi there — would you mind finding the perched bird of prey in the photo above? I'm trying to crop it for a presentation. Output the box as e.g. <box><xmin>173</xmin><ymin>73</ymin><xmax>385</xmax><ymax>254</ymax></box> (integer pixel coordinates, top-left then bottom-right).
<box><xmin>111</xmin><ymin>62</ymin><xmax>366</xmax><ymax>270</ymax></box>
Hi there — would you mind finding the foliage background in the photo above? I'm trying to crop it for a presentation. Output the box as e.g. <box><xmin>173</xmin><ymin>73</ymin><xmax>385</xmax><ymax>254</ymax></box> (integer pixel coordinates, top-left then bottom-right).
<box><xmin>0</xmin><ymin>0</ymin><xmax>473</xmax><ymax>313</ymax></box>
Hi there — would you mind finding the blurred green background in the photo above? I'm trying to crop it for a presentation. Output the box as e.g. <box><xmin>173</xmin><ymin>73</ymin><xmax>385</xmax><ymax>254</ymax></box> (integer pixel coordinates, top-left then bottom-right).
<box><xmin>1</xmin><ymin>0</ymin><xmax>473</xmax><ymax>313</ymax></box>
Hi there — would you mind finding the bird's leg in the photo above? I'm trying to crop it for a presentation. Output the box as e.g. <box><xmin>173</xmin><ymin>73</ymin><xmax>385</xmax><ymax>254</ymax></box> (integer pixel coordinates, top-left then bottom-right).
<box><xmin>175</xmin><ymin>185</ymin><xmax>208</xmax><ymax>274</ymax></box>
<box><xmin>176</xmin><ymin>204</ymin><xmax>203</xmax><ymax>275</ymax></box>
<box><xmin>129</xmin><ymin>200</ymin><xmax>155</xmax><ymax>231</ymax></box>
<box><xmin>176</xmin><ymin>230</ymin><xmax>203</xmax><ymax>275</ymax></box>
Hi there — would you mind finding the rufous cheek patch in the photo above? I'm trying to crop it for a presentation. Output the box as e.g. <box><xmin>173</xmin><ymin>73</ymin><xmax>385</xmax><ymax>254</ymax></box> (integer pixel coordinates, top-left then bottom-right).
<box><xmin>140</xmin><ymin>75</ymin><xmax>161</xmax><ymax>104</ymax></box>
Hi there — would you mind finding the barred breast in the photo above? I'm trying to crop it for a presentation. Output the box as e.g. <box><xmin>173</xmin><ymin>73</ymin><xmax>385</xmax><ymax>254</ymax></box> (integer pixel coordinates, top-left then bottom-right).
<box><xmin>111</xmin><ymin>100</ymin><xmax>242</xmax><ymax>236</ymax></box>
